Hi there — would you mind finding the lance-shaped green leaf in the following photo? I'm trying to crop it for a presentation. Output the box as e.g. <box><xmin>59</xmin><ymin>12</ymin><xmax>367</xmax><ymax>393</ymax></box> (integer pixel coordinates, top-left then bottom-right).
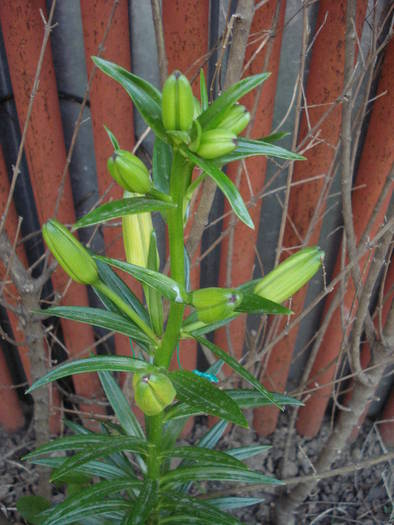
<box><xmin>98</xmin><ymin>371</ymin><xmax>145</xmax><ymax>439</ymax></box>
<box><xmin>95</xmin><ymin>257</ymin><xmax>149</xmax><ymax>325</ymax></box>
<box><xmin>73</xmin><ymin>197</ymin><xmax>175</xmax><ymax>230</ymax></box>
<box><xmin>259</xmin><ymin>131</ymin><xmax>289</xmax><ymax>143</ymax></box>
<box><xmin>40</xmin><ymin>306</ymin><xmax>151</xmax><ymax>345</ymax></box>
<box><xmin>227</xmin><ymin>389</ymin><xmax>303</xmax><ymax>408</ymax></box>
<box><xmin>160</xmin><ymin>516</ymin><xmax>225</xmax><ymax>524</ymax></box>
<box><xmin>39</xmin><ymin>479</ymin><xmax>141</xmax><ymax>525</ymax></box>
<box><xmin>123</xmin><ymin>479</ymin><xmax>157</xmax><ymax>525</ymax></box>
<box><xmin>169</xmin><ymin>370</ymin><xmax>248</xmax><ymax>428</ymax></box>
<box><xmin>92</xmin><ymin>56</ymin><xmax>166</xmax><ymax>140</ymax></box>
<box><xmin>182</xmin><ymin>148</ymin><xmax>253</xmax><ymax>229</ymax></box>
<box><xmin>159</xmin><ymin>493</ymin><xmax>241</xmax><ymax>525</ymax></box>
<box><xmin>198</xmin><ymin>420</ymin><xmax>228</xmax><ymax>449</ymax></box>
<box><xmin>206</xmin><ymin>497</ymin><xmax>264</xmax><ymax>511</ymax></box>
<box><xmin>199</xmin><ymin>69</ymin><xmax>208</xmax><ymax>111</ymax></box>
<box><xmin>40</xmin><ymin>499</ymin><xmax>130</xmax><ymax>525</ymax></box>
<box><xmin>234</xmin><ymin>293</ymin><xmax>292</xmax><ymax>315</ymax></box>
<box><xmin>48</xmin><ymin>437</ymin><xmax>150</xmax><ymax>482</ymax></box>
<box><xmin>24</xmin><ymin>434</ymin><xmax>147</xmax><ymax>460</ymax></box>
<box><xmin>160</xmin><ymin>446</ymin><xmax>246</xmax><ymax>469</ymax></box>
<box><xmin>216</xmin><ymin>137</ymin><xmax>305</xmax><ymax>164</ymax></box>
<box><xmin>146</xmin><ymin>232</ymin><xmax>164</xmax><ymax>336</ymax></box>
<box><xmin>26</xmin><ymin>356</ymin><xmax>156</xmax><ymax>393</ymax></box>
<box><xmin>30</xmin><ymin>456</ymin><xmax>127</xmax><ymax>481</ymax></box>
<box><xmin>227</xmin><ymin>444</ymin><xmax>271</xmax><ymax>461</ymax></box>
<box><xmin>152</xmin><ymin>137</ymin><xmax>172</xmax><ymax>194</ymax></box>
<box><xmin>198</xmin><ymin>73</ymin><xmax>270</xmax><ymax>130</ymax></box>
<box><xmin>104</xmin><ymin>125</ymin><xmax>120</xmax><ymax>150</ymax></box>
<box><xmin>195</xmin><ymin>336</ymin><xmax>281</xmax><ymax>408</ymax></box>
<box><xmin>165</xmin><ymin>389</ymin><xmax>302</xmax><ymax>421</ymax></box>
<box><xmin>160</xmin><ymin>465</ymin><xmax>283</xmax><ymax>486</ymax></box>
<box><xmin>95</xmin><ymin>255</ymin><xmax>186</xmax><ymax>303</ymax></box>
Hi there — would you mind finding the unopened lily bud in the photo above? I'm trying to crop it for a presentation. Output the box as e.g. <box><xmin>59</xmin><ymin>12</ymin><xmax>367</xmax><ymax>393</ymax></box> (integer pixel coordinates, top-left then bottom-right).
<box><xmin>133</xmin><ymin>372</ymin><xmax>176</xmax><ymax>416</ymax></box>
<box><xmin>162</xmin><ymin>71</ymin><xmax>194</xmax><ymax>132</ymax></box>
<box><xmin>122</xmin><ymin>192</ymin><xmax>154</xmax><ymax>268</ymax></box>
<box><xmin>42</xmin><ymin>219</ymin><xmax>99</xmax><ymax>285</ymax></box>
<box><xmin>107</xmin><ymin>150</ymin><xmax>152</xmax><ymax>194</ymax></box>
<box><xmin>254</xmin><ymin>247</ymin><xmax>324</xmax><ymax>303</ymax></box>
<box><xmin>196</xmin><ymin>129</ymin><xmax>237</xmax><ymax>160</ymax></box>
<box><xmin>191</xmin><ymin>287</ymin><xmax>243</xmax><ymax>323</ymax></box>
<box><xmin>216</xmin><ymin>104</ymin><xmax>250</xmax><ymax>135</ymax></box>
<box><xmin>193</xmin><ymin>97</ymin><xmax>202</xmax><ymax>119</ymax></box>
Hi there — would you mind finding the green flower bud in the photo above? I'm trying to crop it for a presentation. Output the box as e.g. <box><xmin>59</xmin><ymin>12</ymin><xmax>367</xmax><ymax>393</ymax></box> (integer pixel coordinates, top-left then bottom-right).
<box><xmin>133</xmin><ymin>372</ymin><xmax>176</xmax><ymax>416</ymax></box>
<box><xmin>107</xmin><ymin>150</ymin><xmax>152</xmax><ymax>194</ymax></box>
<box><xmin>216</xmin><ymin>104</ymin><xmax>250</xmax><ymax>135</ymax></box>
<box><xmin>122</xmin><ymin>191</ymin><xmax>154</xmax><ymax>268</ymax></box>
<box><xmin>196</xmin><ymin>129</ymin><xmax>237</xmax><ymax>160</ymax></box>
<box><xmin>42</xmin><ymin>219</ymin><xmax>99</xmax><ymax>285</ymax></box>
<box><xmin>193</xmin><ymin>96</ymin><xmax>202</xmax><ymax>119</ymax></box>
<box><xmin>191</xmin><ymin>287</ymin><xmax>243</xmax><ymax>323</ymax></box>
<box><xmin>162</xmin><ymin>71</ymin><xmax>194</xmax><ymax>132</ymax></box>
<box><xmin>254</xmin><ymin>247</ymin><xmax>324</xmax><ymax>303</ymax></box>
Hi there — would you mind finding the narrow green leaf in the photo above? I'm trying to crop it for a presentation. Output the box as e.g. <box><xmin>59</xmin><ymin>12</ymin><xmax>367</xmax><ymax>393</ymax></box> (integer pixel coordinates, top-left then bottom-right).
<box><xmin>92</xmin><ymin>56</ymin><xmax>166</xmax><ymax>140</ymax></box>
<box><xmin>216</xmin><ymin>137</ymin><xmax>305</xmax><ymax>164</ymax></box>
<box><xmin>160</xmin><ymin>446</ymin><xmax>246</xmax><ymax>469</ymax></box>
<box><xmin>259</xmin><ymin>131</ymin><xmax>289</xmax><ymax>143</ymax></box>
<box><xmin>235</xmin><ymin>293</ymin><xmax>292</xmax><ymax>315</ymax></box>
<box><xmin>198</xmin><ymin>73</ymin><xmax>270</xmax><ymax>130</ymax></box>
<box><xmin>127</xmin><ymin>479</ymin><xmax>157</xmax><ymax>525</ymax></box>
<box><xmin>161</xmin><ymin>465</ymin><xmax>283</xmax><ymax>486</ymax></box>
<box><xmin>165</xmin><ymin>389</ymin><xmax>301</xmax><ymax>421</ymax></box>
<box><xmin>199</xmin><ymin>69</ymin><xmax>208</xmax><ymax>111</ymax></box>
<box><xmin>40</xmin><ymin>306</ymin><xmax>151</xmax><ymax>345</ymax></box>
<box><xmin>160</xmin><ymin>493</ymin><xmax>241</xmax><ymax>525</ymax></box>
<box><xmin>227</xmin><ymin>389</ymin><xmax>303</xmax><ymax>408</ymax></box>
<box><xmin>198</xmin><ymin>420</ymin><xmax>228</xmax><ymax>449</ymax></box>
<box><xmin>30</xmin><ymin>456</ymin><xmax>127</xmax><ymax>481</ymax></box>
<box><xmin>95</xmin><ymin>255</ymin><xmax>186</xmax><ymax>303</ymax></box>
<box><xmin>169</xmin><ymin>370</ymin><xmax>248</xmax><ymax>428</ymax></box>
<box><xmin>24</xmin><ymin>434</ymin><xmax>147</xmax><ymax>460</ymax></box>
<box><xmin>195</xmin><ymin>336</ymin><xmax>281</xmax><ymax>409</ymax></box>
<box><xmin>182</xmin><ymin>148</ymin><xmax>254</xmax><ymax>229</ymax></box>
<box><xmin>73</xmin><ymin>198</ymin><xmax>175</xmax><ymax>230</ymax></box>
<box><xmin>98</xmin><ymin>371</ymin><xmax>145</xmax><ymax>439</ymax></box>
<box><xmin>49</xmin><ymin>437</ymin><xmax>149</xmax><ymax>482</ymax></box>
<box><xmin>104</xmin><ymin>125</ymin><xmax>120</xmax><ymax>150</ymax></box>
<box><xmin>227</xmin><ymin>444</ymin><xmax>271</xmax><ymax>460</ymax></box>
<box><xmin>40</xmin><ymin>480</ymin><xmax>139</xmax><ymax>525</ymax></box>
<box><xmin>40</xmin><ymin>499</ymin><xmax>130</xmax><ymax>525</ymax></box>
<box><xmin>182</xmin><ymin>312</ymin><xmax>239</xmax><ymax>337</ymax></box>
<box><xmin>95</xmin><ymin>257</ymin><xmax>149</xmax><ymax>325</ymax></box>
<box><xmin>160</xmin><ymin>516</ymin><xmax>215</xmax><ymax>524</ymax></box>
<box><xmin>146</xmin><ymin>232</ymin><xmax>164</xmax><ymax>336</ymax></box>
<box><xmin>26</xmin><ymin>356</ymin><xmax>156</xmax><ymax>394</ymax></box>
<box><xmin>152</xmin><ymin>137</ymin><xmax>172</xmax><ymax>194</ymax></box>
<box><xmin>207</xmin><ymin>496</ymin><xmax>264</xmax><ymax>511</ymax></box>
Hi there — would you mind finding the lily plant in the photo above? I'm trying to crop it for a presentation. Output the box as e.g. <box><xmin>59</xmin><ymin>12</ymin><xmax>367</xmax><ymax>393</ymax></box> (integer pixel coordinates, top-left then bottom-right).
<box><xmin>17</xmin><ymin>59</ymin><xmax>323</xmax><ymax>525</ymax></box>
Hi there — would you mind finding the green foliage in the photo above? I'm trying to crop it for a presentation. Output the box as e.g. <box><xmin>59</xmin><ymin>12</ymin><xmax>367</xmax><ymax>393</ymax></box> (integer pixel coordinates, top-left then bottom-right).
<box><xmin>21</xmin><ymin>61</ymin><xmax>323</xmax><ymax>524</ymax></box>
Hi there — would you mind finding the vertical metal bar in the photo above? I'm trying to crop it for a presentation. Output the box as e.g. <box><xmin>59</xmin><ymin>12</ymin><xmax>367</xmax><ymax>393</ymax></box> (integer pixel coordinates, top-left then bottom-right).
<box><xmin>296</xmin><ymin>37</ymin><xmax>393</xmax><ymax>437</ymax></box>
<box><xmin>254</xmin><ymin>0</ymin><xmax>367</xmax><ymax>436</ymax></box>
<box><xmin>0</xmin><ymin>0</ymin><xmax>106</xmax><ymax>420</ymax></box>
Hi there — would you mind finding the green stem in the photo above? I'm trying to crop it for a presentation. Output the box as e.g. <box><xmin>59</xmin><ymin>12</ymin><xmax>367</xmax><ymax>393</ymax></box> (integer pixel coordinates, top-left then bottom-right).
<box><xmin>94</xmin><ymin>280</ymin><xmax>159</xmax><ymax>345</ymax></box>
<box><xmin>155</xmin><ymin>150</ymin><xmax>191</xmax><ymax>368</ymax></box>
<box><xmin>146</xmin><ymin>150</ymin><xmax>192</xmax><ymax>492</ymax></box>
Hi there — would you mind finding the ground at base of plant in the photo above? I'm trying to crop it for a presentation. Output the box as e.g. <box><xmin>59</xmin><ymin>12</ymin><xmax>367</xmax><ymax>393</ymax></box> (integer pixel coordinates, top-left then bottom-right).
<box><xmin>1</xmin><ymin>413</ymin><xmax>391</xmax><ymax>525</ymax></box>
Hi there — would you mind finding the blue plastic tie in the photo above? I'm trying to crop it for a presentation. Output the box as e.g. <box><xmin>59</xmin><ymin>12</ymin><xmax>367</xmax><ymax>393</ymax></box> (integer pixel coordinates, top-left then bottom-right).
<box><xmin>176</xmin><ymin>344</ymin><xmax>218</xmax><ymax>383</ymax></box>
